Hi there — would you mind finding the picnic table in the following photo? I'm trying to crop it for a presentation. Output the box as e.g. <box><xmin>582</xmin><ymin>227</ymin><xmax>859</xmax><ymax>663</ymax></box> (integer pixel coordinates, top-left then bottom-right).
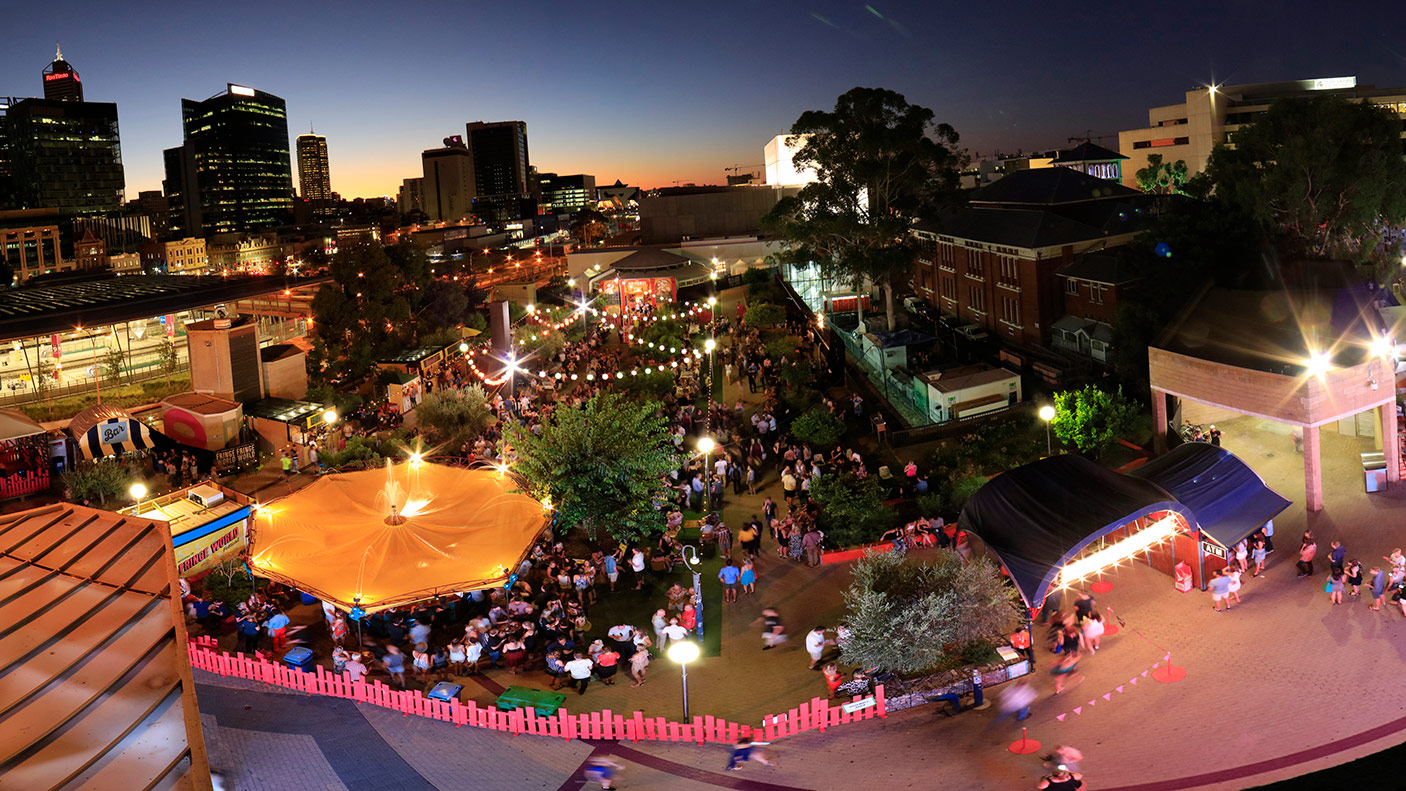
<box><xmin>495</xmin><ymin>685</ymin><xmax>567</xmax><ymax>716</ymax></box>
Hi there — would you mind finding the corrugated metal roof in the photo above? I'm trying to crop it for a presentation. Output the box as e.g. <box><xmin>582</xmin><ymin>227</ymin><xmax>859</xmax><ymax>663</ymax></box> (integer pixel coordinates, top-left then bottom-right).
<box><xmin>0</xmin><ymin>504</ymin><xmax>210</xmax><ymax>790</ymax></box>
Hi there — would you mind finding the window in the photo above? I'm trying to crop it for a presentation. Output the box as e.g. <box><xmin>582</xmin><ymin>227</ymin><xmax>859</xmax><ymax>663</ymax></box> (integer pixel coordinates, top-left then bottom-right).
<box><xmin>998</xmin><ymin>255</ymin><xmax>1020</xmax><ymax>288</ymax></box>
<box><xmin>1000</xmin><ymin>295</ymin><xmax>1021</xmax><ymax>326</ymax></box>
<box><xmin>968</xmin><ymin>285</ymin><xmax>986</xmax><ymax>313</ymax></box>
<box><xmin>1066</xmin><ymin>279</ymin><xmax>1079</xmax><ymax>295</ymax></box>
<box><xmin>915</xmin><ymin>235</ymin><xmax>937</xmax><ymax>263</ymax></box>
<box><xmin>1090</xmin><ymin>284</ymin><xmax>1106</xmax><ymax>304</ymax></box>
<box><xmin>941</xmin><ymin>276</ymin><xmax>958</xmax><ymax>301</ymax></box>
<box><xmin>966</xmin><ymin>251</ymin><xmax>985</xmax><ymax>281</ymax></box>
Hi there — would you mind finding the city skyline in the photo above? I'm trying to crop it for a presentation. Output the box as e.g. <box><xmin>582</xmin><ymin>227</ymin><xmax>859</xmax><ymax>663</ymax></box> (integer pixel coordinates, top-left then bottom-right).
<box><xmin>4</xmin><ymin>1</ymin><xmax>1405</xmax><ymax>199</ymax></box>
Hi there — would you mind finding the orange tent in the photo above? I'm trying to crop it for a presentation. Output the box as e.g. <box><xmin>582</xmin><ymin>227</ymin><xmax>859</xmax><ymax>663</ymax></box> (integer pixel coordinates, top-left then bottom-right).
<box><xmin>249</xmin><ymin>461</ymin><xmax>548</xmax><ymax>613</ymax></box>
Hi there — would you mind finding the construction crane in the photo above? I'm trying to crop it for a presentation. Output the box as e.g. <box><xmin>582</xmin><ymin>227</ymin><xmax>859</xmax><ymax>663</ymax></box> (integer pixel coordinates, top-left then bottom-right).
<box><xmin>1068</xmin><ymin>130</ymin><xmax>1119</xmax><ymax>144</ymax></box>
<box><xmin>725</xmin><ymin>163</ymin><xmax>763</xmax><ymax>174</ymax></box>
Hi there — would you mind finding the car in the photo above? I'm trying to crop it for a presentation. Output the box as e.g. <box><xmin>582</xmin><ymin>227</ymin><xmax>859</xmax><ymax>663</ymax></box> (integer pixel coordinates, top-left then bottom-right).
<box><xmin>955</xmin><ymin>324</ymin><xmax>992</xmax><ymax>342</ymax></box>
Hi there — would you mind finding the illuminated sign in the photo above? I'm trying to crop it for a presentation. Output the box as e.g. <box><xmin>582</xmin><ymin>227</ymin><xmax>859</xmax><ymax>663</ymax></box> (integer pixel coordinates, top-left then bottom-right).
<box><xmin>1309</xmin><ymin>76</ymin><xmax>1356</xmax><ymax>91</ymax></box>
<box><xmin>100</xmin><ymin>421</ymin><xmax>131</xmax><ymax>446</ymax></box>
<box><xmin>44</xmin><ymin>72</ymin><xmax>76</xmax><ymax>81</ymax></box>
<box><xmin>173</xmin><ymin>507</ymin><xmax>251</xmax><ymax>577</ymax></box>
<box><xmin>229</xmin><ymin>84</ymin><xmax>256</xmax><ymax>97</ymax></box>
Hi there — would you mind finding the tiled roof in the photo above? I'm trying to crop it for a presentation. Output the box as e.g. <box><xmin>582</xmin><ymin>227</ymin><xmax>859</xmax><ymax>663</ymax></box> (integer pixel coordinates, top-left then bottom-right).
<box><xmin>1057</xmin><ymin>251</ymin><xmax>1147</xmax><ymax>285</ymax></box>
<box><xmin>915</xmin><ymin>208</ymin><xmax>1110</xmax><ymax>249</ymax></box>
<box><xmin>0</xmin><ymin>504</ymin><xmax>208</xmax><ymax>788</ymax></box>
<box><xmin>969</xmin><ymin>167</ymin><xmax>1140</xmax><ymax>206</ymax></box>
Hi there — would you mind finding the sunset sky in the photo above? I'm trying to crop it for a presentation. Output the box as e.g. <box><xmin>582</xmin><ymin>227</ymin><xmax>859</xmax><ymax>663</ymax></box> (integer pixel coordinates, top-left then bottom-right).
<box><xmin>5</xmin><ymin>0</ymin><xmax>1404</xmax><ymax>199</ymax></box>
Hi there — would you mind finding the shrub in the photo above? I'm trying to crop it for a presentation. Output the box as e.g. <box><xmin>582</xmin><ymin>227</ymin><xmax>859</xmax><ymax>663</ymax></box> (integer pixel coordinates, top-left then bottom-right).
<box><xmin>811</xmin><ymin>472</ymin><xmax>895</xmax><ymax>547</ymax></box>
<box><xmin>790</xmin><ymin>407</ymin><xmax>845</xmax><ymax>448</ymax></box>
<box><xmin>746</xmin><ymin>302</ymin><xmax>786</xmax><ymax>328</ymax></box>
<box><xmin>765</xmin><ymin>334</ymin><xmax>802</xmax><ymax>361</ymax></box>
<box><xmin>838</xmin><ymin>550</ymin><xmax>1019</xmax><ymax>674</ymax></box>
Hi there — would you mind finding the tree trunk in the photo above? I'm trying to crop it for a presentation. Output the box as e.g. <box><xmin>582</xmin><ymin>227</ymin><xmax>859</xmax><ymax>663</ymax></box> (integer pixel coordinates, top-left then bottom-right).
<box><xmin>884</xmin><ymin>283</ymin><xmax>896</xmax><ymax>331</ymax></box>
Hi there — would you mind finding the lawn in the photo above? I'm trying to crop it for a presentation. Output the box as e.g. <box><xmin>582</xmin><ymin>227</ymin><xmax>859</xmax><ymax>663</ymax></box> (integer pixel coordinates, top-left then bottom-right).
<box><xmin>19</xmin><ymin>376</ymin><xmax>192</xmax><ymax>422</ymax></box>
<box><xmin>584</xmin><ymin>522</ymin><xmax>724</xmax><ymax>658</ymax></box>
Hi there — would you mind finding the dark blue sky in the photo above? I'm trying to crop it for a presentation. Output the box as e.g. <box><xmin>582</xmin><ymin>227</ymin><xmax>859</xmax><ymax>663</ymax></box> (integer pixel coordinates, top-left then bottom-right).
<box><xmin>5</xmin><ymin>0</ymin><xmax>1405</xmax><ymax>197</ymax></box>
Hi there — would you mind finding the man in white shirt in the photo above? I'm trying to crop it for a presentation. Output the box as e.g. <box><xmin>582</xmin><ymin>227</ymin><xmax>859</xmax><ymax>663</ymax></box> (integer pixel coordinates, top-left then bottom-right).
<box><xmin>344</xmin><ymin>655</ymin><xmax>368</xmax><ymax>684</ymax></box>
<box><xmin>564</xmin><ymin>652</ymin><xmax>595</xmax><ymax>695</ymax></box>
<box><xmin>661</xmin><ymin>618</ymin><xmax>690</xmax><ymax>645</ymax></box>
<box><xmin>631</xmin><ymin>548</ymin><xmax>647</xmax><ymax>590</ymax></box>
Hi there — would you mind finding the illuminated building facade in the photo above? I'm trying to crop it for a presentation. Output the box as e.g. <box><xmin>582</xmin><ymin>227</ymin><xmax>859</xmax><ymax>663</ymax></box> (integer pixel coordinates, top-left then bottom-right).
<box><xmin>42</xmin><ymin>45</ymin><xmax>83</xmax><ymax>102</ymax></box>
<box><xmin>0</xmin><ymin>99</ymin><xmax>124</xmax><ymax>214</ymax></box>
<box><xmin>0</xmin><ymin>221</ymin><xmax>63</xmax><ymax>281</ymax></box>
<box><xmin>296</xmin><ymin>132</ymin><xmax>333</xmax><ymax>216</ymax></box>
<box><xmin>538</xmin><ymin>173</ymin><xmax>596</xmax><ymax>215</ymax></box>
<box><xmin>466</xmin><ymin>120</ymin><xmax>532</xmax><ymax>222</ymax></box>
<box><xmin>180</xmin><ymin>84</ymin><xmax>294</xmax><ymax>234</ymax></box>
<box><xmin>1118</xmin><ymin>76</ymin><xmax>1406</xmax><ymax>189</ymax></box>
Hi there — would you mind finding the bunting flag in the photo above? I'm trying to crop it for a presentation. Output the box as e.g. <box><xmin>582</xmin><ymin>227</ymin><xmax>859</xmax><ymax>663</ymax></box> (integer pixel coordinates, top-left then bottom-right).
<box><xmin>1141</xmin><ymin>670</ymin><xmax>1149</xmax><ymax>677</ymax></box>
<box><xmin>1131</xmin><ymin>677</ymin><xmax>1139</xmax><ymax>685</ymax></box>
<box><xmin>1115</xmin><ymin>685</ymin><xmax>1125</xmax><ymax>693</ymax></box>
<box><xmin>1056</xmin><ymin>714</ymin><xmax>1067</xmax><ymax>722</ymax></box>
<box><xmin>1102</xmin><ymin>692</ymin><xmax>1112</xmax><ymax>702</ymax></box>
<box><xmin>1087</xmin><ymin>699</ymin><xmax>1096</xmax><ymax>707</ymax></box>
<box><xmin>1073</xmin><ymin>707</ymin><xmax>1083</xmax><ymax>715</ymax></box>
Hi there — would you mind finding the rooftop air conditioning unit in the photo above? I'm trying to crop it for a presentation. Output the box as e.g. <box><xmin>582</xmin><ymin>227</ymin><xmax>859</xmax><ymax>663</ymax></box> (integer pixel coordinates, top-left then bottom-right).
<box><xmin>187</xmin><ymin>484</ymin><xmax>225</xmax><ymax>509</ymax></box>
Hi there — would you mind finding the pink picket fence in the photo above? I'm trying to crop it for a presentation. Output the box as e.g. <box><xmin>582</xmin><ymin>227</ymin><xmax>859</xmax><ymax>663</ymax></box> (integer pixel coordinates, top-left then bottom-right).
<box><xmin>187</xmin><ymin>638</ymin><xmax>885</xmax><ymax>743</ymax></box>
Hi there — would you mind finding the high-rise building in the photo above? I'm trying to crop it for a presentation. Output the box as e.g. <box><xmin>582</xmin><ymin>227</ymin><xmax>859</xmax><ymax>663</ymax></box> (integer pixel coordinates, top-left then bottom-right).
<box><xmin>421</xmin><ymin>136</ymin><xmax>474</xmax><ymax>223</ymax></box>
<box><xmin>0</xmin><ymin>49</ymin><xmax>123</xmax><ymax>216</ymax></box>
<box><xmin>397</xmin><ymin>177</ymin><xmax>424</xmax><ymax>217</ymax></box>
<box><xmin>296</xmin><ymin>131</ymin><xmax>332</xmax><ymax>209</ymax></box>
<box><xmin>465</xmin><ymin>121</ymin><xmax>530</xmax><ymax>197</ymax></box>
<box><xmin>179</xmin><ymin>84</ymin><xmax>294</xmax><ymax>234</ymax></box>
<box><xmin>42</xmin><ymin>45</ymin><xmax>83</xmax><ymax>102</ymax></box>
<box><xmin>129</xmin><ymin>190</ymin><xmax>170</xmax><ymax>240</ymax></box>
<box><xmin>163</xmin><ymin>142</ymin><xmax>201</xmax><ymax>237</ymax></box>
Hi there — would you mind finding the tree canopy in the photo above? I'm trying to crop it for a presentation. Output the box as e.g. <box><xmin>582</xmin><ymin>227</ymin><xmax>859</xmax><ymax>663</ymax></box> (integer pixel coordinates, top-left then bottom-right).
<box><xmin>839</xmin><ymin>550</ymin><xmax>1017</xmax><ymax>674</ymax></box>
<box><xmin>414</xmin><ymin>386</ymin><xmax>494</xmax><ymax>453</ymax></box>
<box><xmin>504</xmin><ymin>392</ymin><xmax>678</xmax><ymax>544</ymax></box>
<box><xmin>764</xmin><ymin>87</ymin><xmax>965</xmax><ymax>331</ymax></box>
<box><xmin>1134</xmin><ymin>154</ymin><xmax>1191</xmax><ymax>195</ymax></box>
<box><xmin>811</xmin><ymin>471</ymin><xmax>894</xmax><ymax>548</ymax></box>
<box><xmin>1205</xmin><ymin>95</ymin><xmax>1406</xmax><ymax>261</ymax></box>
<box><xmin>569</xmin><ymin>209</ymin><xmax>609</xmax><ymax>247</ymax></box>
<box><xmin>1050</xmin><ymin>385</ymin><xmax>1139</xmax><ymax>457</ymax></box>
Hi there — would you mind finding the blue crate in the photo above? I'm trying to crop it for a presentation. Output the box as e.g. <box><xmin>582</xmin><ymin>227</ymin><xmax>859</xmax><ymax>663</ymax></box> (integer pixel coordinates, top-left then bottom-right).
<box><xmin>427</xmin><ymin>681</ymin><xmax>463</xmax><ymax>702</ymax></box>
<box><xmin>282</xmin><ymin>646</ymin><xmax>315</xmax><ymax>671</ymax></box>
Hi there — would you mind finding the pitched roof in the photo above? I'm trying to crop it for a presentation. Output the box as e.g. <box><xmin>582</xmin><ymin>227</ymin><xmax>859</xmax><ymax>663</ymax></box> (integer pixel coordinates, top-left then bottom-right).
<box><xmin>613</xmin><ymin>247</ymin><xmax>693</xmax><ymax>271</ymax></box>
<box><xmin>0</xmin><ymin>504</ymin><xmax>209</xmax><ymax>787</ymax></box>
<box><xmin>1057</xmin><ymin>251</ymin><xmax>1147</xmax><ymax>285</ymax></box>
<box><xmin>915</xmin><ymin>207</ymin><xmax>1111</xmax><ymax>249</ymax></box>
<box><xmin>0</xmin><ymin>408</ymin><xmax>46</xmax><ymax>441</ymax></box>
<box><xmin>1051</xmin><ymin>142</ymin><xmax>1128</xmax><ymax>163</ymax></box>
<box><xmin>969</xmin><ymin>167</ymin><xmax>1140</xmax><ymax>206</ymax></box>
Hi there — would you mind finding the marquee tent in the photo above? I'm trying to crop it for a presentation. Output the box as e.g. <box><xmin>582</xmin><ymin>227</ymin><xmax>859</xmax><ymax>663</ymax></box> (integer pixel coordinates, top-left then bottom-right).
<box><xmin>68</xmin><ymin>405</ymin><xmax>159</xmax><ymax>459</ymax></box>
<box><xmin>249</xmin><ymin>461</ymin><xmax>550</xmax><ymax>613</ymax></box>
<box><xmin>1129</xmin><ymin>442</ymin><xmax>1291</xmax><ymax>551</ymax></box>
<box><xmin>957</xmin><ymin>455</ymin><xmax>1194</xmax><ymax>610</ymax></box>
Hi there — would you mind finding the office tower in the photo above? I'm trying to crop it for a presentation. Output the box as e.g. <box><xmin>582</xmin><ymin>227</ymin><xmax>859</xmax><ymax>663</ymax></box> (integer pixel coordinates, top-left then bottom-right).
<box><xmin>465</xmin><ymin>121</ymin><xmax>529</xmax><ymax>196</ymax></box>
<box><xmin>537</xmin><ymin>173</ymin><xmax>596</xmax><ymax>215</ymax></box>
<box><xmin>398</xmin><ymin>177</ymin><xmax>424</xmax><ymax>217</ymax></box>
<box><xmin>163</xmin><ymin>142</ymin><xmax>201</xmax><ymax>237</ymax></box>
<box><xmin>180</xmin><ymin>84</ymin><xmax>294</xmax><ymax>234</ymax></box>
<box><xmin>296</xmin><ymin>131</ymin><xmax>332</xmax><ymax>215</ymax></box>
<box><xmin>1</xmin><ymin>97</ymin><xmax>124</xmax><ymax>214</ymax></box>
<box><xmin>130</xmin><ymin>190</ymin><xmax>170</xmax><ymax>240</ymax></box>
<box><xmin>421</xmin><ymin>136</ymin><xmax>474</xmax><ymax>223</ymax></box>
<box><xmin>42</xmin><ymin>44</ymin><xmax>83</xmax><ymax>102</ymax></box>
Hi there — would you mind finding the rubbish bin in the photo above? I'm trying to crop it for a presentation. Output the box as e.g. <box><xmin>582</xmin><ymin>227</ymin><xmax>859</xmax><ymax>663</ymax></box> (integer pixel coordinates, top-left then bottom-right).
<box><xmin>1363</xmin><ymin>452</ymin><xmax>1387</xmax><ymax>493</ymax></box>
<box><xmin>282</xmin><ymin>646</ymin><xmax>315</xmax><ymax>672</ymax></box>
<box><xmin>427</xmin><ymin>681</ymin><xmax>463</xmax><ymax>702</ymax></box>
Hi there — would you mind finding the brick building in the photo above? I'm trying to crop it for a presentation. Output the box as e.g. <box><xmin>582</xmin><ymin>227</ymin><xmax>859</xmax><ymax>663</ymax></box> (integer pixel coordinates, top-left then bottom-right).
<box><xmin>1051</xmin><ymin>250</ymin><xmax>1146</xmax><ymax>364</ymax></box>
<box><xmin>911</xmin><ymin>167</ymin><xmax>1151</xmax><ymax>352</ymax></box>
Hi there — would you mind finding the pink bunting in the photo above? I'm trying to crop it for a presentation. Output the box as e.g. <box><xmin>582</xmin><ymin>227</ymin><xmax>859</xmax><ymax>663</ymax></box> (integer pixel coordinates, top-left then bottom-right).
<box><xmin>1164</xmin><ymin>652</ymin><xmax>1171</xmax><ymax>661</ymax></box>
<box><xmin>1130</xmin><ymin>677</ymin><xmax>1138</xmax><ymax>685</ymax></box>
<box><xmin>1073</xmin><ymin>707</ymin><xmax>1083</xmax><ymax>715</ymax></box>
<box><xmin>1115</xmin><ymin>685</ymin><xmax>1124</xmax><ymax>693</ymax></box>
<box><xmin>1152</xmin><ymin>662</ymin><xmax>1161</xmax><ymax>670</ymax></box>
<box><xmin>1056</xmin><ymin>713</ymin><xmax>1067</xmax><ymax>722</ymax></box>
<box><xmin>1087</xmin><ymin>699</ymin><xmax>1096</xmax><ymax>707</ymax></box>
<box><xmin>1140</xmin><ymin>670</ymin><xmax>1149</xmax><ymax>677</ymax></box>
<box><xmin>1102</xmin><ymin>692</ymin><xmax>1112</xmax><ymax>701</ymax></box>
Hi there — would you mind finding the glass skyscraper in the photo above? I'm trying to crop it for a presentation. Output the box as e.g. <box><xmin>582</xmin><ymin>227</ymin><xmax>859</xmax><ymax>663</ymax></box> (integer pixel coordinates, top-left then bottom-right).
<box><xmin>180</xmin><ymin>84</ymin><xmax>293</xmax><ymax>234</ymax></box>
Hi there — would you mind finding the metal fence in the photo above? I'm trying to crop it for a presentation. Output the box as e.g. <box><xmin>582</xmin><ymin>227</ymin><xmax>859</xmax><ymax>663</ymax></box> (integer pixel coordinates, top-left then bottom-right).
<box><xmin>833</xmin><ymin>326</ymin><xmax>932</xmax><ymax>427</ymax></box>
<box><xmin>0</xmin><ymin>360</ymin><xmax>191</xmax><ymax>408</ymax></box>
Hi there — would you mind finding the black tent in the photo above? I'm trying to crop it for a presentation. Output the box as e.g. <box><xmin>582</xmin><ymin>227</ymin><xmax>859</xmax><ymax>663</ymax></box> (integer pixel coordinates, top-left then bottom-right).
<box><xmin>957</xmin><ymin>455</ymin><xmax>1192</xmax><ymax>610</ymax></box>
<box><xmin>1129</xmin><ymin>443</ymin><xmax>1290</xmax><ymax>550</ymax></box>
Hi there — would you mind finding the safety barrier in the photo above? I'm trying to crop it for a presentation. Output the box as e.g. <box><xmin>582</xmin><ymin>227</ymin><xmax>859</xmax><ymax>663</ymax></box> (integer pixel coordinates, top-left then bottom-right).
<box><xmin>187</xmin><ymin>637</ymin><xmax>885</xmax><ymax>743</ymax></box>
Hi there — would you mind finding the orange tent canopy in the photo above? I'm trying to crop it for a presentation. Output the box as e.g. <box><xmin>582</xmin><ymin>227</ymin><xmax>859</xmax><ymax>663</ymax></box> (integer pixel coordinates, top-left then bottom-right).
<box><xmin>249</xmin><ymin>462</ymin><xmax>548</xmax><ymax>613</ymax></box>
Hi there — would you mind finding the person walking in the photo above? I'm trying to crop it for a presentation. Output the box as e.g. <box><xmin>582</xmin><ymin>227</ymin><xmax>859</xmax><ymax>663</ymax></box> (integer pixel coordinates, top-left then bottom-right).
<box><xmin>584</xmin><ymin>756</ymin><xmax>624</xmax><ymax>790</ymax></box>
<box><xmin>1225</xmin><ymin>566</ymin><xmax>1243</xmax><ymax>605</ymax></box>
<box><xmin>740</xmin><ymin>558</ymin><xmax>756</xmax><ymax>595</ymax></box>
<box><xmin>1036</xmin><ymin>767</ymin><xmax>1085</xmax><ymax>790</ymax></box>
<box><xmin>719</xmin><ymin>559</ymin><xmax>741</xmax><ymax>603</ymax></box>
<box><xmin>1297</xmin><ymin>533</ymin><xmax>1318</xmax><ymax>578</ymax></box>
<box><xmin>726</xmin><ymin>735</ymin><xmax>756</xmax><ymax>771</ymax></box>
<box><xmin>266</xmin><ymin>608</ymin><xmax>291</xmax><ymax>651</ymax></box>
<box><xmin>759</xmin><ymin>608</ymin><xmax>787</xmax><ymax>650</ymax></box>
<box><xmin>804</xmin><ymin>626</ymin><xmax>831</xmax><ymax>669</ymax></box>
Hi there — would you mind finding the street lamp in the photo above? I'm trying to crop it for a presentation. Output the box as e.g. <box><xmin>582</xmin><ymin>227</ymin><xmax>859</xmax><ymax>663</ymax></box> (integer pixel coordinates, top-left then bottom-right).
<box><xmin>130</xmin><ymin>482</ymin><xmax>147</xmax><ymax>515</ymax></box>
<box><xmin>667</xmin><ymin>639</ymin><xmax>700</xmax><ymax>720</ymax></box>
<box><xmin>697</xmin><ymin>436</ymin><xmax>715</xmax><ymax>515</ymax></box>
<box><xmin>1039</xmin><ymin>405</ymin><xmax>1056</xmax><ymax>456</ymax></box>
<box><xmin>459</xmin><ymin>342</ymin><xmax>469</xmax><ymax>354</ymax></box>
<box><xmin>703</xmin><ymin>337</ymin><xmax>717</xmax><ymax>432</ymax></box>
<box><xmin>323</xmin><ymin>408</ymin><xmax>338</xmax><ymax>426</ymax></box>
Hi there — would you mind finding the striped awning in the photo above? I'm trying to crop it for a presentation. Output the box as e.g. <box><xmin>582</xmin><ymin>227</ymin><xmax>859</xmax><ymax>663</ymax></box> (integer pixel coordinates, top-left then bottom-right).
<box><xmin>77</xmin><ymin>416</ymin><xmax>155</xmax><ymax>459</ymax></box>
